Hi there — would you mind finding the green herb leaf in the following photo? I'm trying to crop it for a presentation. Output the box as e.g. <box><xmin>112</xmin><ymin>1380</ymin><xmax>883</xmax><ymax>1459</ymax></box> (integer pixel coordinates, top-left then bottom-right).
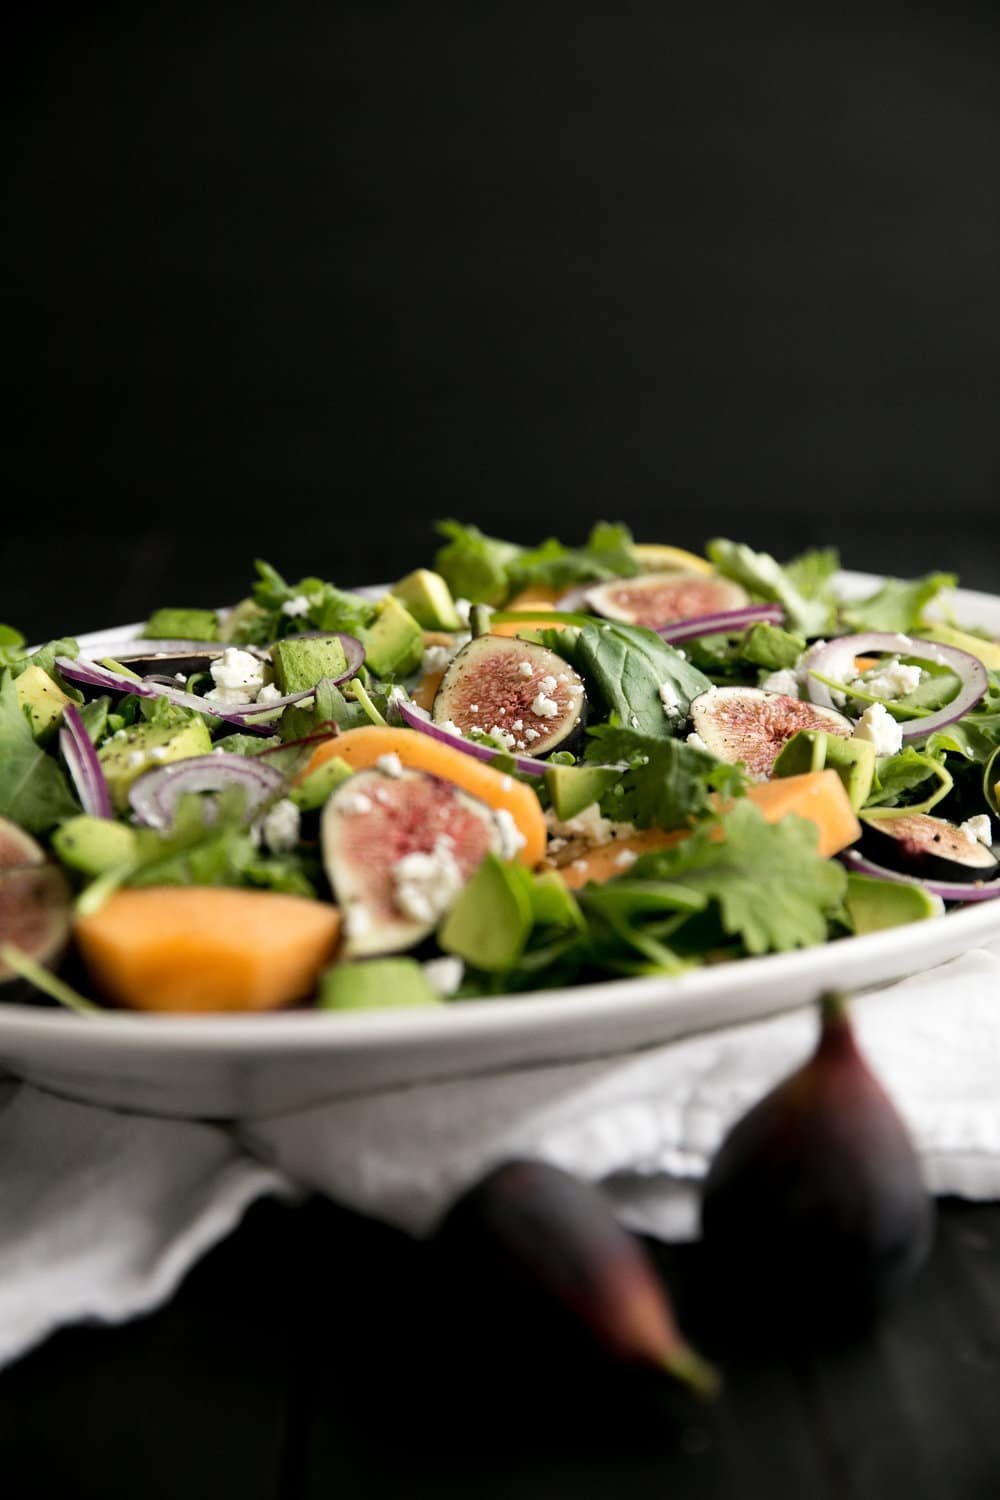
<box><xmin>585</xmin><ymin>724</ymin><xmax>748</xmax><ymax>830</ymax></box>
<box><xmin>842</xmin><ymin>573</ymin><xmax>956</xmax><ymax>634</ymax></box>
<box><xmin>707</xmin><ymin>539</ymin><xmax>838</xmax><ymax>637</ymax></box>
<box><xmin>0</xmin><ymin>671</ymin><xmax>79</xmax><ymax>833</ymax></box>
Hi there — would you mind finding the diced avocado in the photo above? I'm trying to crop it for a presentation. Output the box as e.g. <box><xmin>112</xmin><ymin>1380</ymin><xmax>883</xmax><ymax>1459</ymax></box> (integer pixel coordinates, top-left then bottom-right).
<box><xmin>391</xmin><ymin>569</ymin><xmax>464</xmax><ymax>632</ymax></box>
<box><xmin>318</xmin><ymin>958</ymin><xmax>443</xmax><ymax>1010</ymax></box>
<box><xmin>270</xmin><ymin>636</ymin><xmax>348</xmax><ymax>694</ymax></box>
<box><xmin>358</xmin><ymin>595</ymin><xmax>424</xmax><ymax>678</ymax></box>
<box><xmin>772</xmin><ymin>730</ymin><xmax>875</xmax><ymax>811</ymax></box>
<box><xmin>845</xmin><ymin>872</ymin><xmax>942</xmax><ymax>934</ymax></box>
<box><xmin>14</xmin><ymin>665</ymin><xmax>73</xmax><ymax>741</ymax></box>
<box><xmin>290</xmin><ymin>754</ymin><xmax>354</xmax><ymax>812</ymax></box>
<box><xmin>918</xmin><ymin>622</ymin><xmax>1000</xmax><ymax>672</ymax></box>
<box><xmin>217</xmin><ymin>598</ymin><xmax>269</xmax><ymax>643</ymax></box>
<box><xmin>544</xmin><ymin>762</ymin><xmax>623</xmax><ymax>821</ymax></box>
<box><xmin>97</xmin><ymin>717</ymin><xmax>213</xmax><ymax>812</ymax></box>
<box><xmin>529</xmin><ymin>870</ymin><xmax>584</xmax><ymax>930</ymax></box>
<box><xmin>438</xmin><ymin>853</ymin><xmax>533</xmax><ymax>971</ymax></box>
<box><xmin>52</xmin><ymin>815</ymin><xmax>138</xmax><ymax>877</ymax></box>
<box><xmin>143</xmin><ymin>608</ymin><xmax>219</xmax><ymax>641</ymax></box>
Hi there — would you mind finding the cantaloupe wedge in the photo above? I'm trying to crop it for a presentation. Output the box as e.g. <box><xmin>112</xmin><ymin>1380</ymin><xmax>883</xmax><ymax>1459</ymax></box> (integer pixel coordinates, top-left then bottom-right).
<box><xmin>556</xmin><ymin>770</ymin><xmax>860</xmax><ymax>887</ymax></box>
<box><xmin>74</xmin><ymin>887</ymin><xmax>341</xmax><ymax>1012</ymax></box>
<box><xmin>299</xmin><ymin>726</ymin><xmax>547</xmax><ymax>867</ymax></box>
<box><xmin>490</xmin><ymin>586</ymin><xmax>562</xmax><ymax>637</ymax></box>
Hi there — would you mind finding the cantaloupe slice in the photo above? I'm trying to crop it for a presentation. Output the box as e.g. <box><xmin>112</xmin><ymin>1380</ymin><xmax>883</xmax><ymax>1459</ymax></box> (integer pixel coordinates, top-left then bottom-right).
<box><xmin>74</xmin><ymin>887</ymin><xmax>341</xmax><ymax>1012</ymax></box>
<box><xmin>490</xmin><ymin>587</ymin><xmax>562</xmax><ymax>637</ymax></box>
<box><xmin>556</xmin><ymin>770</ymin><xmax>860</xmax><ymax>887</ymax></box>
<box><xmin>299</xmin><ymin>726</ymin><xmax>547</xmax><ymax>867</ymax></box>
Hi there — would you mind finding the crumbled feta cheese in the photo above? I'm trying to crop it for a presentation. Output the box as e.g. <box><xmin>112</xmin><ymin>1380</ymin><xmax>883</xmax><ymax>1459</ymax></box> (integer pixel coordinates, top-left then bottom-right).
<box><xmin>422</xmin><ymin>956</ymin><xmax>465</xmax><ymax>997</ymax></box>
<box><xmin>344</xmin><ymin>904</ymin><xmax>372</xmax><ymax>940</ymax></box>
<box><xmin>761</xmin><ymin>669</ymin><xmax>800</xmax><ymax>697</ymax></box>
<box><xmin>421</xmin><ymin>644</ymin><xmax>452</xmax><ymax>676</ymax></box>
<box><xmin>204</xmin><ymin>647</ymin><xmax>265</xmax><ymax>706</ymax></box>
<box><xmin>571</xmin><ymin>859</ymin><xmax>588</xmax><ymax>872</ymax></box>
<box><xmin>259</xmin><ymin>797</ymin><xmax>300</xmax><ymax>854</ymax></box>
<box><xmin>629</xmin><ymin>714</ymin><xmax>639</xmax><ymax>729</ymax></box>
<box><xmin>501</xmin><ymin>775</ymin><xmax>513</xmax><ymax>791</ymax></box>
<box><xmin>960</xmin><ymin>814</ymin><xmax>993</xmax><ymax>848</ymax></box>
<box><xmin>488</xmin><ymin>724</ymin><xmax>517</xmax><ymax>749</ymax></box>
<box><xmin>658</xmin><ymin>681</ymin><xmax>681</xmax><ymax>714</ymax></box>
<box><xmin>441</xmin><ymin>720</ymin><xmax>464</xmax><ymax>738</ymax></box>
<box><xmin>494</xmin><ymin>807</ymin><xmax>527</xmax><ymax>859</ymax></box>
<box><xmin>531</xmin><ymin>693</ymin><xmax>559</xmax><ymax>719</ymax></box>
<box><xmin>174</xmin><ymin>672</ymin><xmax>187</xmax><ymax>684</ymax></box>
<box><xmin>849</xmin><ymin>660</ymin><xmax>923</xmax><ymax>702</ymax></box>
<box><xmin>255</xmin><ymin>682</ymin><xmax>284</xmax><ymax>706</ymax></box>
<box><xmin>545</xmin><ymin>802</ymin><xmax>621</xmax><ymax>845</ymax></box>
<box><xmin>392</xmin><ymin>837</ymin><xmax>465</xmax><ymax>923</ymax></box>
<box><xmin>150</xmin><ymin>745</ymin><xmax>170</xmax><ymax>761</ymax></box>
<box><xmin>687</xmin><ymin>731</ymin><xmax>710</xmax><ymax>754</ymax></box>
<box><xmin>469</xmin><ymin>703</ymin><xmax>479</xmax><ymax>713</ymax></box>
<box><xmin>538</xmin><ymin>675</ymin><xmax>558</xmax><ymax>695</ymax></box>
<box><xmin>376</xmin><ymin>752</ymin><xmax>405</xmax><ymax>778</ymax></box>
<box><xmin>453</xmin><ymin>598</ymin><xmax>472</xmax><ymax>626</ymax></box>
<box><xmin>281</xmin><ymin>594</ymin><xmax>312</xmax><ymax>619</ymax></box>
<box><xmin>852</xmin><ymin>702</ymin><xmax>903</xmax><ymax>757</ymax></box>
<box><xmin>614</xmin><ymin>848</ymin><xmax>638</xmax><ymax>869</ymax></box>
<box><xmin>517</xmin><ymin>661</ymin><xmax>534</xmax><ymax>678</ymax></box>
<box><xmin>126</xmin><ymin>750</ymin><xmax>146</xmax><ymax>768</ymax></box>
<box><xmin>523</xmin><ymin>727</ymin><xmax>540</xmax><ymax>742</ymax></box>
<box><xmin>337</xmin><ymin>788</ymin><xmax>374</xmax><ymax>815</ymax></box>
<box><xmin>511</xmin><ymin>719</ymin><xmax>524</xmax><ymax>732</ymax></box>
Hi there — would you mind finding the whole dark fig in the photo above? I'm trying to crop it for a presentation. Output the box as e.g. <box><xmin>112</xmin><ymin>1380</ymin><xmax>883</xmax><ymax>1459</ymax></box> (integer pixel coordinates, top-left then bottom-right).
<box><xmin>700</xmin><ymin>990</ymin><xmax>933</xmax><ymax>1335</ymax></box>
<box><xmin>435</xmin><ymin>1158</ymin><xmax>718</xmax><ymax>1396</ymax></box>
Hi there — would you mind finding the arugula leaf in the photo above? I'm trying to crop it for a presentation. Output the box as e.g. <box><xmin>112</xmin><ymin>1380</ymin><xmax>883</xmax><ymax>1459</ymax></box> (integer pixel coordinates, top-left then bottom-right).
<box><xmin>571</xmin><ymin>621</ymin><xmax>713</xmax><ymax>737</ymax></box>
<box><xmin>0</xmin><ymin>671</ymin><xmax>79</xmax><ymax>833</ymax></box>
<box><xmin>435</xmin><ymin>520</ymin><xmax>639</xmax><ymax>605</ymax></box>
<box><xmin>632</xmin><ymin>801</ymin><xmax>847</xmax><ymax>954</ymax></box>
<box><xmin>864</xmin><ymin>746</ymin><xmax>953</xmax><ymax>814</ymax></box>
<box><xmin>434</xmin><ymin>522</ymin><xmax>524</xmax><ymax>604</ymax></box>
<box><xmin>841</xmin><ymin>572</ymin><xmax>956</xmax><ymax>634</ymax></box>
<box><xmin>0</xmin><ymin>625</ymin><xmax>27</xmax><ymax>668</ymax></box>
<box><xmin>585</xmin><ymin>724</ymin><xmax>748</xmax><ymax>830</ymax></box>
<box><xmin>707</xmin><ymin>539</ymin><xmax>838</xmax><ymax>637</ymax></box>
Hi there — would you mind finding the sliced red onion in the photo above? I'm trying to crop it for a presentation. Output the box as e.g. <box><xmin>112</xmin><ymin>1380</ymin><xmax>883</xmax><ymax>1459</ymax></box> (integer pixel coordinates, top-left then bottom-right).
<box><xmin>397</xmin><ymin>697</ymin><xmax>551</xmax><ymax>777</ymax></box>
<box><xmin>59</xmin><ymin>703</ymin><xmax>112</xmax><ymax>819</ymax></box>
<box><xmin>800</xmin><ymin>632</ymin><xmax>987</xmax><ymax>737</ymax></box>
<box><xmin>127</xmin><ymin>753</ymin><xmax>288</xmax><ymax>829</ymax></box>
<box><xmin>655</xmin><ymin>604</ymin><xmax>785</xmax><ymax>643</ymax></box>
<box><xmin>840</xmin><ymin>847</ymin><xmax>1000</xmax><ymax>903</ymax></box>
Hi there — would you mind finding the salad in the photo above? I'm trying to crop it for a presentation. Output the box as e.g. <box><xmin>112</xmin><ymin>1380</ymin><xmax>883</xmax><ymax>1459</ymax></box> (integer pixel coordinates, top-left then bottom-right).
<box><xmin>1</xmin><ymin>524</ymin><xmax>998</xmax><ymax>1015</ymax></box>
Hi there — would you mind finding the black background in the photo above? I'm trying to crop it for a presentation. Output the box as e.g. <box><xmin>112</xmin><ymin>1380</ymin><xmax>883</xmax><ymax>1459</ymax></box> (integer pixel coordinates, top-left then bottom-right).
<box><xmin>5</xmin><ymin>3</ymin><xmax>999</xmax><ymax>637</ymax></box>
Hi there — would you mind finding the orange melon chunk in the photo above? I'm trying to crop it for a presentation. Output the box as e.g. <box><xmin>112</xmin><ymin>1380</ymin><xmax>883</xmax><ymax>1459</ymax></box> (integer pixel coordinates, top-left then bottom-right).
<box><xmin>299</xmin><ymin>726</ymin><xmax>547</xmax><ymax>867</ymax></box>
<box><xmin>745</xmin><ymin>769</ymin><xmax>861</xmax><ymax>857</ymax></box>
<box><xmin>557</xmin><ymin>830</ymin><xmax>684</xmax><ymax>889</ymax></box>
<box><xmin>74</xmin><ymin>887</ymin><xmax>341</xmax><ymax>1012</ymax></box>
<box><xmin>490</xmin><ymin>586</ymin><xmax>561</xmax><ymax>637</ymax></box>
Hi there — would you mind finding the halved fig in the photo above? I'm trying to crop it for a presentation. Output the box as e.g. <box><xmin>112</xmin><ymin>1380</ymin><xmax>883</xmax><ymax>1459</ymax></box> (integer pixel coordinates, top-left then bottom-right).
<box><xmin>860</xmin><ymin>812</ymin><xmax>999</xmax><ymax>885</ymax></box>
<box><xmin>322</xmin><ymin>766</ymin><xmax>502</xmax><ymax>957</ymax></box>
<box><xmin>0</xmin><ymin>864</ymin><xmax>74</xmax><ymax>986</ymax></box>
<box><xmin>432</xmin><ymin>636</ymin><xmax>586</xmax><ymax>756</ymax></box>
<box><xmin>584</xmin><ymin>571</ymin><xmax>748</xmax><ymax>628</ymax></box>
<box><xmin>690</xmin><ymin>686</ymin><xmax>853</xmax><ymax>781</ymax></box>
<box><xmin>0</xmin><ymin>816</ymin><xmax>47</xmax><ymax>870</ymax></box>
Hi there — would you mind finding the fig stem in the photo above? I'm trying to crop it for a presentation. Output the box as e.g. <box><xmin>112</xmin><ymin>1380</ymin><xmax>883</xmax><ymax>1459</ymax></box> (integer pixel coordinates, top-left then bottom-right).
<box><xmin>819</xmin><ymin>989</ymin><xmax>851</xmax><ymax>1026</ymax></box>
<box><xmin>661</xmin><ymin>1346</ymin><xmax>722</xmax><ymax>1400</ymax></box>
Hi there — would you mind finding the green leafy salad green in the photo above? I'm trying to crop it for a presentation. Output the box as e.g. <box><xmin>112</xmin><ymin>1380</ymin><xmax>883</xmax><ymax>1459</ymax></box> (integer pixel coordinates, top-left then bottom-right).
<box><xmin>1</xmin><ymin>524</ymin><xmax>998</xmax><ymax>1015</ymax></box>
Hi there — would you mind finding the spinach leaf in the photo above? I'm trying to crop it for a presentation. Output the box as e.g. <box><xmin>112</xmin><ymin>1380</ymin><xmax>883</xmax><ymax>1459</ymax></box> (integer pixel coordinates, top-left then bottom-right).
<box><xmin>0</xmin><ymin>671</ymin><xmax>79</xmax><ymax>833</ymax></box>
<box><xmin>572</xmin><ymin>621</ymin><xmax>713</xmax><ymax>736</ymax></box>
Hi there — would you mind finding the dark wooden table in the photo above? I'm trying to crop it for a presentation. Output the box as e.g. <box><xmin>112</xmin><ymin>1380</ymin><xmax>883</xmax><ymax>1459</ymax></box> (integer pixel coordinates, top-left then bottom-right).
<box><xmin>1</xmin><ymin>1194</ymin><xmax>999</xmax><ymax>1499</ymax></box>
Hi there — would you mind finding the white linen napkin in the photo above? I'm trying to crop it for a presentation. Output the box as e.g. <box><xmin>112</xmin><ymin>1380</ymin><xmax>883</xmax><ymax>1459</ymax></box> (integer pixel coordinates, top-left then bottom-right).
<box><xmin>1</xmin><ymin>943</ymin><xmax>999</xmax><ymax>1370</ymax></box>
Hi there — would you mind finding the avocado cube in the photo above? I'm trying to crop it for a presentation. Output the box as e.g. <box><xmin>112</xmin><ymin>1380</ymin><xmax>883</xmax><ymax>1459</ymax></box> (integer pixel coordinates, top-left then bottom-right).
<box><xmin>845</xmin><ymin>872</ymin><xmax>941</xmax><ymax>934</ymax></box>
<box><xmin>391</xmin><ymin>569</ymin><xmax>464</xmax><ymax>632</ymax></box>
<box><xmin>271</xmin><ymin>636</ymin><xmax>349</xmax><ymax>695</ymax></box>
<box><xmin>290</xmin><ymin>755</ymin><xmax>354</xmax><ymax>812</ymax></box>
<box><xmin>358</xmin><ymin>595</ymin><xmax>424</xmax><ymax>678</ymax></box>
<box><xmin>14</xmin><ymin>665</ymin><xmax>73</xmax><ymax>741</ymax></box>
<box><xmin>544</xmin><ymin>763</ymin><xmax>623</xmax><ymax>822</ymax></box>
<box><xmin>97</xmin><ymin>717</ymin><xmax>213</xmax><ymax>812</ymax></box>
<box><xmin>52</xmin><ymin>815</ymin><xmax>139</xmax><ymax>877</ymax></box>
<box><xmin>143</xmin><ymin>608</ymin><xmax>219</xmax><ymax>641</ymax></box>
<box><xmin>318</xmin><ymin>958</ymin><xmax>444</xmax><ymax>1010</ymax></box>
<box><xmin>773</xmin><ymin>729</ymin><xmax>875</xmax><ymax>811</ymax></box>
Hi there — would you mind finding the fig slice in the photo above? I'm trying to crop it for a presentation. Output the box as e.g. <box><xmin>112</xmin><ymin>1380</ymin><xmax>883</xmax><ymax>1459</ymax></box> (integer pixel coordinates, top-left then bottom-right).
<box><xmin>321</xmin><ymin>766</ymin><xmax>503</xmax><ymax>957</ymax></box>
<box><xmin>584</xmin><ymin>570</ymin><xmax>748</xmax><ymax>628</ymax></box>
<box><xmin>0</xmin><ymin>815</ymin><xmax>47</xmax><ymax>870</ymax></box>
<box><xmin>432</xmin><ymin>636</ymin><xmax>586</xmax><ymax>757</ymax></box>
<box><xmin>859</xmin><ymin>811</ymin><xmax>999</xmax><ymax>884</ymax></box>
<box><xmin>690</xmin><ymin>686</ymin><xmax>853</xmax><ymax>781</ymax></box>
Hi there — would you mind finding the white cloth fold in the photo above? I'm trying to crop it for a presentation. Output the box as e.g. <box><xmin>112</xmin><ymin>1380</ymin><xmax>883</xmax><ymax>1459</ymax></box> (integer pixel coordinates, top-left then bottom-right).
<box><xmin>1</xmin><ymin>943</ymin><xmax>999</xmax><ymax>1370</ymax></box>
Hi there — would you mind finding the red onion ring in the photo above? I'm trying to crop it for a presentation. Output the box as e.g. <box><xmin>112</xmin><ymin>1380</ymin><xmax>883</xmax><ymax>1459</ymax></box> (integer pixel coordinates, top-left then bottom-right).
<box><xmin>127</xmin><ymin>753</ymin><xmax>288</xmax><ymax>829</ymax></box>
<box><xmin>800</xmin><ymin>632</ymin><xmax>988</xmax><ymax>738</ymax></box>
<box><xmin>58</xmin><ymin>703</ymin><xmax>112</xmax><ymax>819</ymax></box>
<box><xmin>840</xmin><ymin>847</ymin><xmax>1000</xmax><ymax>903</ymax></box>
<box><xmin>397</xmin><ymin>697</ymin><xmax>550</xmax><ymax>777</ymax></box>
<box><xmin>655</xmin><ymin>604</ymin><xmax>785</xmax><ymax>643</ymax></box>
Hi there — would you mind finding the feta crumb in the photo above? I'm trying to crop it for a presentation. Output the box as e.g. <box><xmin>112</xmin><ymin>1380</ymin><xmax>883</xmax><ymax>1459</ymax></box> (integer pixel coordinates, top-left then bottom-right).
<box><xmin>852</xmin><ymin>702</ymin><xmax>903</xmax><ymax>757</ymax></box>
<box><xmin>960</xmin><ymin>814</ymin><xmax>993</xmax><ymax>848</ymax></box>
<box><xmin>539</xmin><ymin>675</ymin><xmax>558</xmax><ymax>694</ymax></box>
<box><xmin>531</xmin><ymin>693</ymin><xmax>560</xmax><ymax>719</ymax></box>
<box><xmin>337</xmin><ymin>788</ymin><xmax>374</xmax><ymax>815</ymax></box>
<box><xmin>494</xmin><ymin>807</ymin><xmax>527</xmax><ymax>859</ymax></box>
<box><xmin>422</xmin><ymin>956</ymin><xmax>465</xmax><ymax>997</ymax></box>
<box><xmin>204</xmin><ymin>646</ymin><xmax>265</xmax><ymax>706</ymax></box>
<box><xmin>255</xmin><ymin>682</ymin><xmax>284</xmax><ymax>706</ymax></box>
<box><xmin>614</xmin><ymin>848</ymin><xmax>638</xmax><ymax>869</ymax></box>
<box><xmin>488</xmin><ymin>724</ymin><xmax>516</xmax><ymax>750</ymax></box>
<box><xmin>629</xmin><ymin>714</ymin><xmax>639</xmax><ymax>729</ymax></box>
<box><xmin>571</xmin><ymin>859</ymin><xmax>588</xmax><ymax>872</ymax></box>
<box><xmin>468</xmin><ymin>703</ymin><xmax>479</xmax><ymax>713</ymax></box>
<box><xmin>453</xmin><ymin>598</ymin><xmax>472</xmax><ymax>626</ymax></box>
<box><xmin>392</xmin><ymin>837</ymin><xmax>465</xmax><ymax>923</ymax></box>
<box><xmin>174</xmin><ymin>672</ymin><xmax>187</xmax><ymax>684</ymax></box>
<box><xmin>280</xmin><ymin>594</ymin><xmax>312</xmax><ymax>619</ymax></box>
<box><xmin>658</xmin><ymin>681</ymin><xmax>681</xmax><ymax>714</ymax></box>
<box><xmin>126</xmin><ymin>750</ymin><xmax>146</xmax><ymax>768</ymax></box>
<box><xmin>523</xmin><ymin>727</ymin><xmax>540</xmax><ymax>742</ymax></box>
<box><xmin>761</xmin><ymin>669</ymin><xmax>800</xmax><ymax>697</ymax></box>
<box><xmin>849</xmin><ymin>660</ymin><xmax>923</xmax><ymax>702</ymax></box>
<box><xmin>421</xmin><ymin>644</ymin><xmax>452</xmax><ymax>676</ymax></box>
<box><xmin>259</xmin><ymin>797</ymin><xmax>300</xmax><ymax>854</ymax></box>
<box><xmin>150</xmin><ymin>745</ymin><xmax>170</xmax><ymax>761</ymax></box>
<box><xmin>517</xmin><ymin>661</ymin><xmax>534</xmax><ymax>678</ymax></box>
<box><xmin>675</xmin><ymin>648</ymin><xmax>686</xmax><ymax>659</ymax></box>
<box><xmin>687</xmin><ymin>731</ymin><xmax>710</xmax><ymax>754</ymax></box>
<box><xmin>441</xmin><ymin>720</ymin><xmax>464</xmax><ymax>738</ymax></box>
<box><xmin>376</xmin><ymin>752</ymin><xmax>405</xmax><ymax>778</ymax></box>
<box><xmin>511</xmin><ymin>719</ymin><xmax>524</xmax><ymax>732</ymax></box>
<box><xmin>501</xmin><ymin>775</ymin><xmax>513</xmax><ymax>791</ymax></box>
<box><xmin>344</xmin><ymin>904</ymin><xmax>372</xmax><ymax>940</ymax></box>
